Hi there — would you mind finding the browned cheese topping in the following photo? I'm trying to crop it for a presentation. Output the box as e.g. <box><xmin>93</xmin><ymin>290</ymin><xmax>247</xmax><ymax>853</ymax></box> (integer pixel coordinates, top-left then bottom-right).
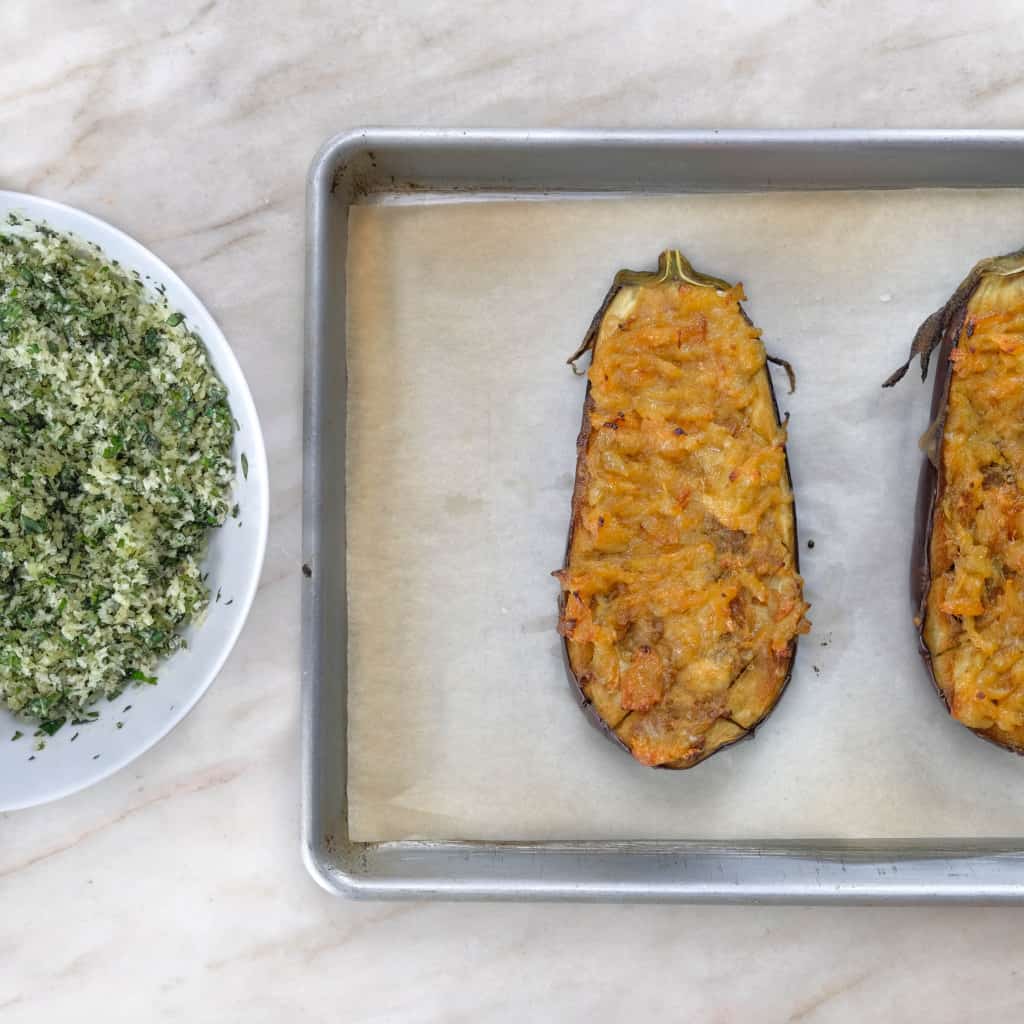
<box><xmin>556</xmin><ymin>278</ymin><xmax>809</xmax><ymax>767</ymax></box>
<box><xmin>925</xmin><ymin>272</ymin><xmax>1024</xmax><ymax>749</ymax></box>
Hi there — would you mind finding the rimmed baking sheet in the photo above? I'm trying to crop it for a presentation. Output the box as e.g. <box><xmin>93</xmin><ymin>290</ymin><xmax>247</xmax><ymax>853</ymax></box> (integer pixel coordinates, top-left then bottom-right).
<box><xmin>303</xmin><ymin>130</ymin><xmax>1024</xmax><ymax>900</ymax></box>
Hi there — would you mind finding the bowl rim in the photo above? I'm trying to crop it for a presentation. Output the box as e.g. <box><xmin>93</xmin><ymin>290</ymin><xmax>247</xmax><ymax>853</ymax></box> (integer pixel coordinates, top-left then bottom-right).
<box><xmin>0</xmin><ymin>189</ymin><xmax>269</xmax><ymax>811</ymax></box>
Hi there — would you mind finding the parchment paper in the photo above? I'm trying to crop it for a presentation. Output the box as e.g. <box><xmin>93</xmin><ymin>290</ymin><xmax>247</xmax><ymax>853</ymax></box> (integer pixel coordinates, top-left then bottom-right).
<box><xmin>346</xmin><ymin>190</ymin><xmax>1024</xmax><ymax>841</ymax></box>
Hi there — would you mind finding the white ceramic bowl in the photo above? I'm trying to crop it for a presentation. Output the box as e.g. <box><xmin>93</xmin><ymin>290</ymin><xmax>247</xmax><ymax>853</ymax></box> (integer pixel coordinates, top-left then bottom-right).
<box><xmin>0</xmin><ymin>192</ymin><xmax>268</xmax><ymax>811</ymax></box>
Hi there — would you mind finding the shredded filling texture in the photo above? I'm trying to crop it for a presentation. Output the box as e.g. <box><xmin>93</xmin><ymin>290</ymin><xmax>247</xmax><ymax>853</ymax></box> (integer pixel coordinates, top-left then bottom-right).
<box><xmin>925</xmin><ymin>272</ymin><xmax>1024</xmax><ymax>748</ymax></box>
<box><xmin>557</xmin><ymin>278</ymin><xmax>809</xmax><ymax>767</ymax></box>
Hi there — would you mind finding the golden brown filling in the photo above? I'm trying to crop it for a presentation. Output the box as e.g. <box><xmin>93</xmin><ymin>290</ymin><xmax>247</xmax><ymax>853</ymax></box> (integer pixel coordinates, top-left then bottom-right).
<box><xmin>556</xmin><ymin>279</ymin><xmax>809</xmax><ymax>767</ymax></box>
<box><xmin>925</xmin><ymin>273</ymin><xmax>1024</xmax><ymax>748</ymax></box>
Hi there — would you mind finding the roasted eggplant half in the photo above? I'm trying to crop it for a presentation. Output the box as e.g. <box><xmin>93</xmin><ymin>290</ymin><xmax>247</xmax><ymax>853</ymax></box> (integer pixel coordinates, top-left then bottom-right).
<box><xmin>554</xmin><ymin>250</ymin><xmax>810</xmax><ymax>769</ymax></box>
<box><xmin>886</xmin><ymin>246</ymin><xmax>1024</xmax><ymax>755</ymax></box>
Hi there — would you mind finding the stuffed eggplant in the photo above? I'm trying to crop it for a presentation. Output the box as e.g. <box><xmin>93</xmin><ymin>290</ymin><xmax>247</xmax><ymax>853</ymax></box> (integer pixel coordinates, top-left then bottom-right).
<box><xmin>886</xmin><ymin>246</ymin><xmax>1024</xmax><ymax>755</ymax></box>
<box><xmin>554</xmin><ymin>250</ymin><xmax>810</xmax><ymax>769</ymax></box>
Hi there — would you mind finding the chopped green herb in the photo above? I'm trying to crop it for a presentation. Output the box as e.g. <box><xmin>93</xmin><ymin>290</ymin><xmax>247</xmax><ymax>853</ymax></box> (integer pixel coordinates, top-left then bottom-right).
<box><xmin>101</xmin><ymin>434</ymin><xmax>124</xmax><ymax>460</ymax></box>
<box><xmin>241</xmin><ymin>452</ymin><xmax>248</xmax><ymax>479</ymax></box>
<box><xmin>0</xmin><ymin>219</ymin><xmax>236</xmax><ymax>730</ymax></box>
<box><xmin>115</xmin><ymin>721</ymin><xmax>124</xmax><ymax>729</ymax></box>
<box><xmin>19</xmin><ymin>514</ymin><xmax>46</xmax><ymax>534</ymax></box>
<box><xmin>11</xmin><ymin>730</ymin><xmax>23</xmax><ymax>741</ymax></box>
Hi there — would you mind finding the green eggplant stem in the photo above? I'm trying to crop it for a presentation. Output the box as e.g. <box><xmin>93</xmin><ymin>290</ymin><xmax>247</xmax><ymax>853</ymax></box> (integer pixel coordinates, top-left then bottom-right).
<box><xmin>567</xmin><ymin>250</ymin><xmax>731</xmax><ymax>371</ymax></box>
<box><xmin>615</xmin><ymin>249</ymin><xmax>733</xmax><ymax>291</ymax></box>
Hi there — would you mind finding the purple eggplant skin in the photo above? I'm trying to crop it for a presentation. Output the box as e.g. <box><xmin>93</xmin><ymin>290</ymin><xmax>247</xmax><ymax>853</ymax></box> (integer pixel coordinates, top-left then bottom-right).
<box><xmin>555</xmin><ymin>251</ymin><xmax>803</xmax><ymax>770</ymax></box>
<box><xmin>885</xmin><ymin>246</ymin><xmax>1024</xmax><ymax>757</ymax></box>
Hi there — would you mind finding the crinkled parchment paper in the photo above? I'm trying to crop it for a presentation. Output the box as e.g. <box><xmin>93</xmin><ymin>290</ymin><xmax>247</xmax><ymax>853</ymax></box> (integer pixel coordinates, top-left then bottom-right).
<box><xmin>346</xmin><ymin>190</ymin><xmax>1024</xmax><ymax>841</ymax></box>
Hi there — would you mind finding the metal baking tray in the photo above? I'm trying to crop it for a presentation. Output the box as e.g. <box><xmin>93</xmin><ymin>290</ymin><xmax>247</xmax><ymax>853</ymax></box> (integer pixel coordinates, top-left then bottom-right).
<box><xmin>302</xmin><ymin>128</ymin><xmax>1024</xmax><ymax>902</ymax></box>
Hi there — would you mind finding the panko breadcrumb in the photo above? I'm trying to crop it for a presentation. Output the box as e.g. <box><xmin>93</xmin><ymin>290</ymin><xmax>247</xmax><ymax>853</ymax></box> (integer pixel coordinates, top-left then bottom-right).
<box><xmin>0</xmin><ymin>216</ymin><xmax>235</xmax><ymax>731</ymax></box>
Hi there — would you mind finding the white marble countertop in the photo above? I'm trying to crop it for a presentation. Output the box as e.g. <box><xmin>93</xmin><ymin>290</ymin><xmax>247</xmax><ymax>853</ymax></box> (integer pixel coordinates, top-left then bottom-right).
<box><xmin>4</xmin><ymin>2</ymin><xmax>1024</xmax><ymax>1020</ymax></box>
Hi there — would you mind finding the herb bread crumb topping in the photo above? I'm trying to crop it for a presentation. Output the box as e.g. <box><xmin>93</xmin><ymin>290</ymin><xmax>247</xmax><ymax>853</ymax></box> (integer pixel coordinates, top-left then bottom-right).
<box><xmin>0</xmin><ymin>217</ymin><xmax>235</xmax><ymax>732</ymax></box>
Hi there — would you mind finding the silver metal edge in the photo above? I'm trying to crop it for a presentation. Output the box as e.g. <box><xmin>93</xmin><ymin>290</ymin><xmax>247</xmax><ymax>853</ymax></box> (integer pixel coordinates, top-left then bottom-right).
<box><xmin>302</xmin><ymin>130</ymin><xmax>364</xmax><ymax>896</ymax></box>
<box><xmin>302</xmin><ymin>127</ymin><xmax>1024</xmax><ymax>902</ymax></box>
